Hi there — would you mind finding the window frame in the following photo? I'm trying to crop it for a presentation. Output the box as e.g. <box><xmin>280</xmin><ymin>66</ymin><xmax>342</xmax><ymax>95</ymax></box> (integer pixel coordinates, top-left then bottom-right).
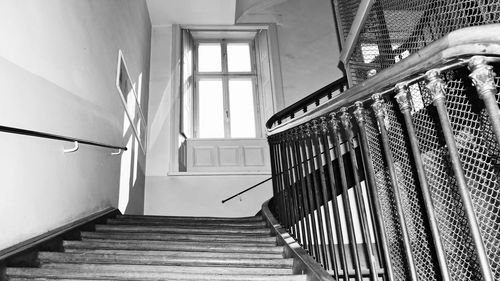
<box><xmin>193</xmin><ymin>39</ymin><xmax>262</xmax><ymax>139</ymax></box>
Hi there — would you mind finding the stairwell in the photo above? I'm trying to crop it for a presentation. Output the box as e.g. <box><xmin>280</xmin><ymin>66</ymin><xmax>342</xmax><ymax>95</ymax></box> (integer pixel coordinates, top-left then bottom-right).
<box><xmin>4</xmin><ymin>214</ymin><xmax>307</xmax><ymax>281</ymax></box>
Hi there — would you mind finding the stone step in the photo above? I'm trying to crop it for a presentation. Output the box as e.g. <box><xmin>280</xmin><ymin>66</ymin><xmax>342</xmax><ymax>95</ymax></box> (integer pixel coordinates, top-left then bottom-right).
<box><xmin>38</xmin><ymin>252</ymin><xmax>293</xmax><ymax>268</ymax></box>
<box><xmin>7</xmin><ymin>269</ymin><xmax>306</xmax><ymax>281</ymax></box>
<box><xmin>63</xmin><ymin>240</ymin><xmax>283</xmax><ymax>254</ymax></box>
<box><xmin>95</xmin><ymin>225</ymin><xmax>271</xmax><ymax>235</ymax></box>
<box><xmin>63</xmin><ymin>249</ymin><xmax>284</xmax><ymax>259</ymax></box>
<box><xmin>39</xmin><ymin>263</ymin><xmax>293</xmax><ymax>275</ymax></box>
<box><xmin>107</xmin><ymin>218</ymin><xmax>267</xmax><ymax>228</ymax></box>
<box><xmin>80</xmin><ymin>231</ymin><xmax>277</xmax><ymax>244</ymax></box>
<box><xmin>80</xmin><ymin>237</ymin><xmax>274</xmax><ymax>248</ymax></box>
<box><xmin>117</xmin><ymin>215</ymin><xmax>264</xmax><ymax>223</ymax></box>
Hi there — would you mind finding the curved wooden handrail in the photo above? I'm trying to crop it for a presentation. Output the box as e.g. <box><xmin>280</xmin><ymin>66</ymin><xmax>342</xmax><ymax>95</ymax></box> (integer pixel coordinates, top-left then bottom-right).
<box><xmin>267</xmin><ymin>24</ymin><xmax>500</xmax><ymax>136</ymax></box>
<box><xmin>265</xmin><ymin>76</ymin><xmax>348</xmax><ymax>129</ymax></box>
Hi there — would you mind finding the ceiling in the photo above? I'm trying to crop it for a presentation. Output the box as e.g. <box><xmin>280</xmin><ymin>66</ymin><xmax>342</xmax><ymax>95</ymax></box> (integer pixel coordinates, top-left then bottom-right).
<box><xmin>146</xmin><ymin>0</ymin><xmax>237</xmax><ymax>26</ymax></box>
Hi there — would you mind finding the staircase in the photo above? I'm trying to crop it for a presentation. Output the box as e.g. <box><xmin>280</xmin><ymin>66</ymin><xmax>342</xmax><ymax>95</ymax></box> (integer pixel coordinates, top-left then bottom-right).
<box><xmin>5</xmin><ymin>215</ymin><xmax>306</xmax><ymax>281</ymax></box>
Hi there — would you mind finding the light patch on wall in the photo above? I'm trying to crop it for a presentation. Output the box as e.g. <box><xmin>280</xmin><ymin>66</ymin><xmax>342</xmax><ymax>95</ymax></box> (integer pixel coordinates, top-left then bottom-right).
<box><xmin>360</xmin><ymin>43</ymin><xmax>380</xmax><ymax>64</ymax></box>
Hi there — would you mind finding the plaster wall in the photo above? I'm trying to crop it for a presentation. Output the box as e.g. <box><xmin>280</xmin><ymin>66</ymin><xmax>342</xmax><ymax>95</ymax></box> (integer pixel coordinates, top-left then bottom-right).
<box><xmin>144</xmin><ymin>26</ymin><xmax>273</xmax><ymax>217</ymax></box>
<box><xmin>144</xmin><ymin>0</ymin><xmax>342</xmax><ymax>217</ymax></box>
<box><xmin>238</xmin><ymin>0</ymin><xmax>343</xmax><ymax>107</ymax></box>
<box><xmin>0</xmin><ymin>0</ymin><xmax>151</xmax><ymax>250</ymax></box>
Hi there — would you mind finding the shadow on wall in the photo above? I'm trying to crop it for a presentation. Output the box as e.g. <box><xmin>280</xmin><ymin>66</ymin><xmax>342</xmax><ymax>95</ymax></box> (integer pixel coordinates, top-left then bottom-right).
<box><xmin>117</xmin><ymin>70</ymin><xmax>147</xmax><ymax>215</ymax></box>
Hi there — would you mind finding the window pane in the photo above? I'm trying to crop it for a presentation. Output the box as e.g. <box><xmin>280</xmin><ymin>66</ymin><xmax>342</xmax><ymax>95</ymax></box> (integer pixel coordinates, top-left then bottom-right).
<box><xmin>199</xmin><ymin>79</ymin><xmax>224</xmax><ymax>138</ymax></box>
<box><xmin>229</xmin><ymin>79</ymin><xmax>256</xmax><ymax>138</ymax></box>
<box><xmin>227</xmin><ymin>43</ymin><xmax>251</xmax><ymax>72</ymax></box>
<box><xmin>198</xmin><ymin>43</ymin><xmax>221</xmax><ymax>72</ymax></box>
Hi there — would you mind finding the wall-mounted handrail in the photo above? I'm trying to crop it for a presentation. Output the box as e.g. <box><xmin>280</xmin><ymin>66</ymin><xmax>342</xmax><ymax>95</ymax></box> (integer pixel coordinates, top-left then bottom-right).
<box><xmin>0</xmin><ymin>125</ymin><xmax>127</xmax><ymax>151</ymax></box>
<box><xmin>221</xmin><ymin>177</ymin><xmax>272</xmax><ymax>203</ymax></box>
<box><xmin>266</xmin><ymin>76</ymin><xmax>348</xmax><ymax>129</ymax></box>
<box><xmin>267</xmin><ymin>24</ymin><xmax>500</xmax><ymax>136</ymax></box>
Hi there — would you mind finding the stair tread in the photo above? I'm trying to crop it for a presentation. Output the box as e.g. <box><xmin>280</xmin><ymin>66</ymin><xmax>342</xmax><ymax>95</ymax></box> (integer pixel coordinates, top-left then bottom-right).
<box><xmin>37</xmin><ymin>263</ymin><xmax>293</xmax><ymax>275</ymax></box>
<box><xmin>107</xmin><ymin>218</ymin><xmax>267</xmax><ymax>228</ymax></box>
<box><xmin>7</xmin><ymin>268</ymin><xmax>306</xmax><ymax>281</ymax></box>
<box><xmin>63</xmin><ymin>249</ymin><xmax>284</xmax><ymax>259</ymax></box>
<box><xmin>79</xmin><ymin>238</ymin><xmax>276</xmax><ymax>248</ymax></box>
<box><xmin>95</xmin><ymin>225</ymin><xmax>271</xmax><ymax>235</ymax></box>
<box><xmin>63</xmin><ymin>240</ymin><xmax>283</xmax><ymax>254</ymax></box>
<box><xmin>80</xmin><ymin>232</ymin><xmax>276</xmax><ymax>243</ymax></box>
<box><xmin>38</xmin><ymin>252</ymin><xmax>293</xmax><ymax>268</ymax></box>
<box><xmin>117</xmin><ymin>215</ymin><xmax>264</xmax><ymax>222</ymax></box>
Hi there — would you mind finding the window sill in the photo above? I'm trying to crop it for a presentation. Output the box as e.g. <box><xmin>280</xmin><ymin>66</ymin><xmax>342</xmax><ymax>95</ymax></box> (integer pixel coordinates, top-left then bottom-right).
<box><xmin>167</xmin><ymin>171</ymin><xmax>271</xmax><ymax>177</ymax></box>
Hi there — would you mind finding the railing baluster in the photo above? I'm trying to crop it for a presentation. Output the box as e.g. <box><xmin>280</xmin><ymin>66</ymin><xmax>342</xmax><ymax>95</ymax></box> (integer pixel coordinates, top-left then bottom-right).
<box><xmin>286</xmin><ymin>133</ymin><xmax>302</xmax><ymax>243</ymax></box>
<box><xmin>283</xmin><ymin>135</ymin><xmax>300</xmax><ymax>239</ymax></box>
<box><xmin>425</xmin><ymin>69</ymin><xmax>494</xmax><ymax>281</ymax></box>
<box><xmin>311</xmin><ymin>119</ymin><xmax>341</xmax><ymax>274</ymax></box>
<box><xmin>320</xmin><ymin>120</ymin><xmax>351</xmax><ymax>281</ymax></box>
<box><xmin>304</xmin><ymin>122</ymin><xmax>330</xmax><ymax>267</ymax></box>
<box><xmin>278</xmin><ymin>139</ymin><xmax>292</xmax><ymax>231</ymax></box>
<box><xmin>353</xmin><ymin>101</ymin><xmax>395</xmax><ymax>281</ymax></box>
<box><xmin>468</xmin><ymin>56</ymin><xmax>500</xmax><ymax>148</ymax></box>
<box><xmin>291</xmin><ymin>129</ymin><xmax>314</xmax><ymax>256</ymax></box>
<box><xmin>340</xmin><ymin>107</ymin><xmax>379</xmax><ymax>281</ymax></box>
<box><xmin>299</xmin><ymin>125</ymin><xmax>323</xmax><ymax>261</ymax></box>
<box><xmin>371</xmin><ymin>93</ymin><xmax>418</xmax><ymax>281</ymax></box>
<box><xmin>329</xmin><ymin>115</ymin><xmax>363</xmax><ymax>281</ymax></box>
<box><xmin>289</xmin><ymin>129</ymin><xmax>309</xmax><ymax>249</ymax></box>
<box><xmin>394</xmin><ymin>83</ymin><xmax>452</xmax><ymax>281</ymax></box>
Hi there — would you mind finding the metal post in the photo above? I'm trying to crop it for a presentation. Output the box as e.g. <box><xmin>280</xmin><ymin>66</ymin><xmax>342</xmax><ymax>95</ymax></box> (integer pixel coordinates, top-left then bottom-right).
<box><xmin>320</xmin><ymin>117</ymin><xmax>351</xmax><ymax>281</ymax></box>
<box><xmin>425</xmin><ymin>69</ymin><xmax>494</xmax><ymax>281</ymax></box>
<box><xmin>311</xmin><ymin>119</ymin><xmax>341</xmax><ymax>273</ymax></box>
<box><xmin>291</xmin><ymin>129</ymin><xmax>314</xmax><ymax>257</ymax></box>
<box><xmin>304</xmin><ymin>122</ymin><xmax>330</xmax><ymax>267</ymax></box>
<box><xmin>340</xmin><ymin>107</ymin><xmax>378</xmax><ymax>281</ymax></box>
<box><xmin>283</xmin><ymin>133</ymin><xmax>300</xmax><ymax>240</ymax></box>
<box><xmin>394</xmin><ymin>83</ymin><xmax>451</xmax><ymax>281</ymax></box>
<box><xmin>468</xmin><ymin>56</ymin><xmax>500</xmax><ymax>148</ymax></box>
<box><xmin>290</xmin><ymin>128</ymin><xmax>309</xmax><ymax>250</ymax></box>
<box><xmin>329</xmin><ymin>114</ymin><xmax>363</xmax><ymax>281</ymax></box>
<box><xmin>278</xmin><ymin>138</ymin><xmax>292</xmax><ymax>230</ymax></box>
<box><xmin>353</xmin><ymin>101</ymin><xmax>395</xmax><ymax>281</ymax></box>
<box><xmin>299</xmin><ymin>125</ymin><xmax>322</xmax><ymax>262</ymax></box>
<box><xmin>371</xmin><ymin>93</ymin><xmax>418</xmax><ymax>281</ymax></box>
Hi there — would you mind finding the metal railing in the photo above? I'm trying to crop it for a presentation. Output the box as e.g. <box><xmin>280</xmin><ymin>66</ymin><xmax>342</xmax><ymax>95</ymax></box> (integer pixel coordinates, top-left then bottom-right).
<box><xmin>266</xmin><ymin>24</ymin><xmax>500</xmax><ymax>281</ymax></box>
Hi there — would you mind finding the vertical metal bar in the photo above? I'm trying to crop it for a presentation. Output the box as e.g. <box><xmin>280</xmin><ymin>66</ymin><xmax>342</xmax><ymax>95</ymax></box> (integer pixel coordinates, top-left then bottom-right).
<box><xmin>340</xmin><ymin>107</ymin><xmax>378</xmax><ymax>281</ymax></box>
<box><xmin>289</xmin><ymin>129</ymin><xmax>308</xmax><ymax>247</ymax></box>
<box><xmin>304</xmin><ymin>123</ymin><xmax>329</xmax><ymax>267</ymax></box>
<box><xmin>321</xmin><ymin>121</ymin><xmax>351</xmax><ymax>281</ymax></box>
<box><xmin>394</xmin><ymin>83</ymin><xmax>452</xmax><ymax>281</ymax></box>
<box><xmin>285</xmin><ymin>133</ymin><xmax>302</xmax><ymax>243</ymax></box>
<box><xmin>291</xmin><ymin>129</ymin><xmax>313</xmax><ymax>255</ymax></box>
<box><xmin>353</xmin><ymin>101</ymin><xmax>395</xmax><ymax>281</ymax></box>
<box><xmin>425</xmin><ymin>69</ymin><xmax>494</xmax><ymax>281</ymax></box>
<box><xmin>468</xmin><ymin>56</ymin><xmax>500</xmax><ymax>148</ymax></box>
<box><xmin>278</xmin><ymin>138</ymin><xmax>292</xmax><ymax>230</ymax></box>
<box><xmin>282</xmin><ymin>135</ymin><xmax>299</xmax><ymax>238</ymax></box>
<box><xmin>299</xmin><ymin>125</ymin><xmax>322</xmax><ymax>261</ymax></box>
<box><xmin>329</xmin><ymin>114</ymin><xmax>363</xmax><ymax>281</ymax></box>
<box><xmin>311</xmin><ymin>119</ymin><xmax>340</xmax><ymax>274</ymax></box>
<box><xmin>269</xmin><ymin>140</ymin><xmax>281</xmax><ymax>216</ymax></box>
<box><xmin>371</xmin><ymin>93</ymin><xmax>418</xmax><ymax>281</ymax></box>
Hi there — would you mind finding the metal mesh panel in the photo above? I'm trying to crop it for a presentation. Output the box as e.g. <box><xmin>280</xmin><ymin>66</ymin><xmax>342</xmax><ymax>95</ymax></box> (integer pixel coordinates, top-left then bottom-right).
<box><xmin>365</xmin><ymin>112</ymin><xmax>408</xmax><ymax>281</ymax></box>
<box><xmin>442</xmin><ymin>68</ymin><xmax>500</xmax><ymax>280</ymax></box>
<box><xmin>413</xmin><ymin>80</ymin><xmax>482</xmax><ymax>281</ymax></box>
<box><xmin>384</xmin><ymin>101</ymin><xmax>439</xmax><ymax>281</ymax></box>
<box><xmin>336</xmin><ymin>0</ymin><xmax>362</xmax><ymax>41</ymax></box>
<box><xmin>335</xmin><ymin>0</ymin><xmax>500</xmax><ymax>84</ymax></box>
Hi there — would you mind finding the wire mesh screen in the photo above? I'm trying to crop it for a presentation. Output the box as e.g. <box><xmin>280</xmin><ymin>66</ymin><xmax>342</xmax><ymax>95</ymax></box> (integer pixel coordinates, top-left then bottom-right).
<box><xmin>334</xmin><ymin>0</ymin><xmax>500</xmax><ymax>84</ymax></box>
<box><xmin>365</xmin><ymin>113</ymin><xmax>409</xmax><ymax>281</ymax></box>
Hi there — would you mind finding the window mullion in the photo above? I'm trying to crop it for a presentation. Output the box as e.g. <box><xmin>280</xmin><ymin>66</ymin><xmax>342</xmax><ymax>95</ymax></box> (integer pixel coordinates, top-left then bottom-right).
<box><xmin>221</xmin><ymin>40</ymin><xmax>231</xmax><ymax>138</ymax></box>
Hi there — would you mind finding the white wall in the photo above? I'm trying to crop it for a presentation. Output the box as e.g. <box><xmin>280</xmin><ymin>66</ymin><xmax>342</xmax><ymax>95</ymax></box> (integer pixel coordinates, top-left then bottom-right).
<box><xmin>144</xmin><ymin>0</ymin><xmax>343</xmax><ymax>217</ymax></box>
<box><xmin>144</xmin><ymin>26</ymin><xmax>273</xmax><ymax>217</ymax></box>
<box><xmin>237</xmin><ymin>0</ymin><xmax>343</xmax><ymax>107</ymax></box>
<box><xmin>0</xmin><ymin>0</ymin><xmax>151</xmax><ymax>250</ymax></box>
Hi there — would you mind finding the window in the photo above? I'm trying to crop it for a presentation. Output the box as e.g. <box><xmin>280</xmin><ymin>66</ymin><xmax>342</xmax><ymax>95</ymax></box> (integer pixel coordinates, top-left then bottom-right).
<box><xmin>194</xmin><ymin>40</ymin><xmax>259</xmax><ymax>138</ymax></box>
